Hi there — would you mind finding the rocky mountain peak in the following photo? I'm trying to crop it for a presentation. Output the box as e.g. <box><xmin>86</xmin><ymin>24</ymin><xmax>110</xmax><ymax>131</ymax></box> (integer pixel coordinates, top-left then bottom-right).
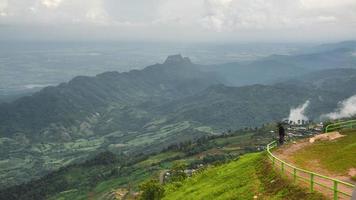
<box><xmin>164</xmin><ymin>54</ymin><xmax>192</xmax><ymax>65</ymax></box>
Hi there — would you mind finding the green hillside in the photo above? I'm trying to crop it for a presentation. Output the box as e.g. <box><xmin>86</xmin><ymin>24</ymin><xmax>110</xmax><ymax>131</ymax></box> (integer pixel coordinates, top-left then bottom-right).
<box><xmin>288</xmin><ymin>129</ymin><xmax>356</xmax><ymax>179</ymax></box>
<box><xmin>0</xmin><ymin>128</ymin><xmax>275</xmax><ymax>200</ymax></box>
<box><xmin>163</xmin><ymin>153</ymin><xmax>325</xmax><ymax>200</ymax></box>
<box><xmin>1</xmin><ymin>53</ymin><xmax>356</xmax><ymax>189</ymax></box>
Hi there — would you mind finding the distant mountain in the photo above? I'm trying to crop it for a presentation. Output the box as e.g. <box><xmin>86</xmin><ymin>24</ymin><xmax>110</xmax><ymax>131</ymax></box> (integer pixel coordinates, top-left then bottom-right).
<box><xmin>1</xmin><ymin>52</ymin><xmax>356</xmax><ymax>188</ymax></box>
<box><xmin>0</xmin><ymin>54</ymin><xmax>220</xmax><ymax>140</ymax></box>
<box><xmin>202</xmin><ymin>42</ymin><xmax>356</xmax><ymax>86</ymax></box>
<box><xmin>300</xmin><ymin>40</ymin><xmax>356</xmax><ymax>54</ymax></box>
<box><xmin>277</xmin><ymin>68</ymin><xmax>356</xmax><ymax>94</ymax></box>
<box><xmin>156</xmin><ymin>82</ymin><xmax>350</xmax><ymax>131</ymax></box>
<box><xmin>0</xmin><ymin>55</ymin><xmax>224</xmax><ymax>187</ymax></box>
<box><xmin>202</xmin><ymin>59</ymin><xmax>308</xmax><ymax>86</ymax></box>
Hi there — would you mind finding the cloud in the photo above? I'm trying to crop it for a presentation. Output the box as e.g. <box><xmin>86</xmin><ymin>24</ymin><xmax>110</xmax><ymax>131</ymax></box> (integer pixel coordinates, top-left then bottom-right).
<box><xmin>198</xmin><ymin>0</ymin><xmax>356</xmax><ymax>32</ymax></box>
<box><xmin>0</xmin><ymin>0</ymin><xmax>7</xmax><ymax>10</ymax></box>
<box><xmin>321</xmin><ymin>95</ymin><xmax>356</xmax><ymax>120</ymax></box>
<box><xmin>2</xmin><ymin>0</ymin><xmax>355</xmax><ymax>28</ymax></box>
<box><xmin>300</xmin><ymin>0</ymin><xmax>356</xmax><ymax>9</ymax></box>
<box><xmin>316</xmin><ymin>16</ymin><xmax>337</xmax><ymax>23</ymax></box>
<box><xmin>0</xmin><ymin>0</ymin><xmax>112</xmax><ymax>25</ymax></box>
<box><xmin>41</xmin><ymin>0</ymin><xmax>62</xmax><ymax>8</ymax></box>
<box><xmin>0</xmin><ymin>0</ymin><xmax>355</xmax><ymax>41</ymax></box>
<box><xmin>0</xmin><ymin>0</ymin><xmax>7</xmax><ymax>16</ymax></box>
<box><xmin>288</xmin><ymin>100</ymin><xmax>310</xmax><ymax>123</ymax></box>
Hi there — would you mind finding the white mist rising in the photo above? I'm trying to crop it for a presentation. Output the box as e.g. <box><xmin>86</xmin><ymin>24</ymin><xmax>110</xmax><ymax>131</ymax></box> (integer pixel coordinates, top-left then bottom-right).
<box><xmin>288</xmin><ymin>100</ymin><xmax>310</xmax><ymax>123</ymax></box>
<box><xmin>322</xmin><ymin>95</ymin><xmax>356</xmax><ymax>120</ymax></box>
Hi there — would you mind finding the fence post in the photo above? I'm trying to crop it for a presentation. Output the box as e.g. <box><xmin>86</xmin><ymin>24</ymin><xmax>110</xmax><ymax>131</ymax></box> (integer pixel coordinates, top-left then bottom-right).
<box><xmin>333</xmin><ymin>181</ymin><xmax>338</xmax><ymax>200</ymax></box>
<box><xmin>293</xmin><ymin>168</ymin><xmax>297</xmax><ymax>183</ymax></box>
<box><xmin>310</xmin><ymin>174</ymin><xmax>314</xmax><ymax>192</ymax></box>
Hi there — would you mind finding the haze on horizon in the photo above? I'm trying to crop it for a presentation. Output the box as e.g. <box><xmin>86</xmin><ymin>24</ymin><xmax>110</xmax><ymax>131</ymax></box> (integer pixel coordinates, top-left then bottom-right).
<box><xmin>0</xmin><ymin>0</ymin><xmax>356</xmax><ymax>43</ymax></box>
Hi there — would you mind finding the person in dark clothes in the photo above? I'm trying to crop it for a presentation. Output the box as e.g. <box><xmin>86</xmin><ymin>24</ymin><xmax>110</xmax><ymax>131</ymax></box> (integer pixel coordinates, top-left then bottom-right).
<box><xmin>277</xmin><ymin>123</ymin><xmax>285</xmax><ymax>145</ymax></box>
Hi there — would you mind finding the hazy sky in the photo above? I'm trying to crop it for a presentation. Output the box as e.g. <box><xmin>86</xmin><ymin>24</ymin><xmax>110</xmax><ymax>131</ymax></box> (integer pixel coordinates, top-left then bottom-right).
<box><xmin>0</xmin><ymin>0</ymin><xmax>356</xmax><ymax>42</ymax></box>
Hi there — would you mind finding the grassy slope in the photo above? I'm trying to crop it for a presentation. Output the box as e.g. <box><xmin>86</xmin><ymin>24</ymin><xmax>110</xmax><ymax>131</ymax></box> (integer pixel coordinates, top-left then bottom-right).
<box><xmin>0</xmin><ymin>128</ymin><xmax>281</xmax><ymax>200</ymax></box>
<box><xmin>48</xmin><ymin>131</ymin><xmax>272</xmax><ymax>200</ymax></box>
<box><xmin>163</xmin><ymin>153</ymin><xmax>325</xmax><ymax>200</ymax></box>
<box><xmin>292</xmin><ymin>129</ymin><xmax>356</xmax><ymax>176</ymax></box>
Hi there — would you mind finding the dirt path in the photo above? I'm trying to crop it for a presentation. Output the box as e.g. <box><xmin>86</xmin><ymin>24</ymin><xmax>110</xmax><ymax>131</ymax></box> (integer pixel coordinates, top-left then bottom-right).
<box><xmin>159</xmin><ymin>170</ymin><xmax>168</xmax><ymax>184</ymax></box>
<box><xmin>270</xmin><ymin>139</ymin><xmax>355</xmax><ymax>200</ymax></box>
<box><xmin>274</xmin><ymin>136</ymin><xmax>355</xmax><ymax>184</ymax></box>
<box><xmin>273</xmin><ymin>139</ymin><xmax>311</xmax><ymax>161</ymax></box>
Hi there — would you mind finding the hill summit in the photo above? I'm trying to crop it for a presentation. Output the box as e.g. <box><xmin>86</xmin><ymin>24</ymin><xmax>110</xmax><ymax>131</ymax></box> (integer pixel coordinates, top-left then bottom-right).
<box><xmin>164</xmin><ymin>54</ymin><xmax>192</xmax><ymax>65</ymax></box>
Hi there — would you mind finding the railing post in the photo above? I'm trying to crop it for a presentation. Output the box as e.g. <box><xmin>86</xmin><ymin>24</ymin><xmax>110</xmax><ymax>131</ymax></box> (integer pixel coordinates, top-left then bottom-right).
<box><xmin>333</xmin><ymin>181</ymin><xmax>338</xmax><ymax>200</ymax></box>
<box><xmin>293</xmin><ymin>168</ymin><xmax>297</xmax><ymax>183</ymax></box>
<box><xmin>310</xmin><ymin>174</ymin><xmax>314</xmax><ymax>192</ymax></box>
<box><xmin>272</xmin><ymin>157</ymin><xmax>275</xmax><ymax>166</ymax></box>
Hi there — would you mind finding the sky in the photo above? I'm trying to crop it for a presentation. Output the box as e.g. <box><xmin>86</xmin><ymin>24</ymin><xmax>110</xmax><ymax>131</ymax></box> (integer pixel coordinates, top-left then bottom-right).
<box><xmin>0</xmin><ymin>0</ymin><xmax>356</xmax><ymax>42</ymax></box>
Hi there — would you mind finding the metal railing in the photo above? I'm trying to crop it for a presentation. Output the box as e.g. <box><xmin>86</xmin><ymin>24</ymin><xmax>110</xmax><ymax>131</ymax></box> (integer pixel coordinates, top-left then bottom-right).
<box><xmin>267</xmin><ymin>141</ymin><xmax>355</xmax><ymax>200</ymax></box>
<box><xmin>325</xmin><ymin>120</ymin><xmax>356</xmax><ymax>133</ymax></box>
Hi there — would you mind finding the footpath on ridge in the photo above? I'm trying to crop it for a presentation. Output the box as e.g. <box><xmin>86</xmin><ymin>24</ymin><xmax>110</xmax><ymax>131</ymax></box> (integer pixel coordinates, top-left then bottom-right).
<box><xmin>267</xmin><ymin>128</ymin><xmax>356</xmax><ymax>200</ymax></box>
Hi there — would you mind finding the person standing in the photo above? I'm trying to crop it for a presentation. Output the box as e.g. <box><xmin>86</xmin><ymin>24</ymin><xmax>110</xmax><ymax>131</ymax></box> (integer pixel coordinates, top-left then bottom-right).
<box><xmin>278</xmin><ymin>123</ymin><xmax>285</xmax><ymax>145</ymax></box>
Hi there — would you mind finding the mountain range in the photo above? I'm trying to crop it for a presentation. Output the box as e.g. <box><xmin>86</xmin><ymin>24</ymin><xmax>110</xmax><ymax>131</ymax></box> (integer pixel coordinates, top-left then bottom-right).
<box><xmin>202</xmin><ymin>41</ymin><xmax>356</xmax><ymax>86</ymax></box>
<box><xmin>0</xmin><ymin>41</ymin><xmax>356</xmax><ymax>188</ymax></box>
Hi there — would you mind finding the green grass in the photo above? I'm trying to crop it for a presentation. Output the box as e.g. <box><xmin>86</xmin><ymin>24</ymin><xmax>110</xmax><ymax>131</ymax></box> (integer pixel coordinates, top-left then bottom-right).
<box><xmin>0</xmin><ymin>127</ymin><xmax>301</xmax><ymax>199</ymax></box>
<box><xmin>292</xmin><ymin>130</ymin><xmax>356</xmax><ymax>175</ymax></box>
<box><xmin>137</xmin><ymin>152</ymin><xmax>184</xmax><ymax>167</ymax></box>
<box><xmin>49</xmin><ymin>189</ymin><xmax>87</xmax><ymax>200</ymax></box>
<box><xmin>163</xmin><ymin>153</ymin><xmax>325</xmax><ymax>200</ymax></box>
<box><xmin>213</xmin><ymin>133</ymin><xmax>254</xmax><ymax>146</ymax></box>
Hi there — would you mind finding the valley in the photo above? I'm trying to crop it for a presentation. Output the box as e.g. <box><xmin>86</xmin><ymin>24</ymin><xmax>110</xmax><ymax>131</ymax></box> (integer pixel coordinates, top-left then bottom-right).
<box><xmin>2</xmin><ymin>1</ymin><xmax>356</xmax><ymax>199</ymax></box>
<box><xmin>0</xmin><ymin>41</ymin><xmax>355</xmax><ymax>198</ymax></box>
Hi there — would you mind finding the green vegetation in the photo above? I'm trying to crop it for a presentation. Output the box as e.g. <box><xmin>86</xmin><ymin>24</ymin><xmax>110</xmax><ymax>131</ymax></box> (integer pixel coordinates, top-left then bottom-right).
<box><xmin>0</xmin><ymin>127</ymin><xmax>275</xmax><ymax>200</ymax></box>
<box><xmin>139</xmin><ymin>179</ymin><xmax>165</xmax><ymax>200</ymax></box>
<box><xmin>1</xmin><ymin>53</ymin><xmax>356</xmax><ymax>189</ymax></box>
<box><xmin>0</xmin><ymin>60</ymin><xmax>356</xmax><ymax>188</ymax></box>
<box><xmin>292</xmin><ymin>129</ymin><xmax>356</xmax><ymax>175</ymax></box>
<box><xmin>163</xmin><ymin>153</ymin><xmax>325</xmax><ymax>200</ymax></box>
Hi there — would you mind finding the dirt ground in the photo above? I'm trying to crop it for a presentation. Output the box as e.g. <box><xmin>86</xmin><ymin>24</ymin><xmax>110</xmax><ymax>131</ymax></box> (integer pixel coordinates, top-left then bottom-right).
<box><xmin>271</xmin><ymin>134</ymin><xmax>355</xmax><ymax>199</ymax></box>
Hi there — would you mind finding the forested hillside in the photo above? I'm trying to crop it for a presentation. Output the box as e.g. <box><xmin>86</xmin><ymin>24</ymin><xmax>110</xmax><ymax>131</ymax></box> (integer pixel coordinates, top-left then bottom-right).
<box><xmin>0</xmin><ymin>127</ymin><xmax>275</xmax><ymax>200</ymax></box>
<box><xmin>1</xmin><ymin>49</ymin><xmax>356</xmax><ymax>188</ymax></box>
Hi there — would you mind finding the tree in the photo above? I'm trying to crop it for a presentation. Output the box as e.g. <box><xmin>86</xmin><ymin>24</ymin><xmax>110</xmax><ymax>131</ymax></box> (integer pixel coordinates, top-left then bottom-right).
<box><xmin>139</xmin><ymin>179</ymin><xmax>164</xmax><ymax>200</ymax></box>
<box><xmin>169</xmin><ymin>162</ymin><xmax>187</xmax><ymax>182</ymax></box>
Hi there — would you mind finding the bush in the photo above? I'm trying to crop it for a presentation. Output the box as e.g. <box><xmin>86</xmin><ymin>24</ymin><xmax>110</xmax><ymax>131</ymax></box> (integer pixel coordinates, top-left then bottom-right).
<box><xmin>139</xmin><ymin>179</ymin><xmax>165</xmax><ymax>200</ymax></box>
<box><xmin>169</xmin><ymin>162</ymin><xmax>187</xmax><ymax>182</ymax></box>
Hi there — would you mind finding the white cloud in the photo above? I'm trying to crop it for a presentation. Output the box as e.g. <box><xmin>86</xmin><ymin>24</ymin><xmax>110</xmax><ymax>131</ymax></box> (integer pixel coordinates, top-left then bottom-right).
<box><xmin>316</xmin><ymin>16</ymin><xmax>337</xmax><ymax>23</ymax></box>
<box><xmin>155</xmin><ymin>0</ymin><xmax>204</xmax><ymax>26</ymax></box>
<box><xmin>300</xmin><ymin>0</ymin><xmax>356</xmax><ymax>9</ymax></box>
<box><xmin>0</xmin><ymin>0</ymin><xmax>111</xmax><ymax>25</ymax></box>
<box><xmin>0</xmin><ymin>0</ymin><xmax>355</xmax><ymax>41</ymax></box>
<box><xmin>197</xmin><ymin>0</ymin><xmax>356</xmax><ymax>32</ymax></box>
<box><xmin>0</xmin><ymin>0</ymin><xmax>7</xmax><ymax>9</ymax></box>
<box><xmin>288</xmin><ymin>100</ymin><xmax>310</xmax><ymax>123</ymax></box>
<box><xmin>0</xmin><ymin>0</ymin><xmax>7</xmax><ymax>16</ymax></box>
<box><xmin>41</xmin><ymin>0</ymin><xmax>62</xmax><ymax>8</ymax></box>
<box><xmin>322</xmin><ymin>95</ymin><xmax>356</xmax><ymax>120</ymax></box>
<box><xmin>2</xmin><ymin>0</ymin><xmax>353</xmax><ymax>29</ymax></box>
